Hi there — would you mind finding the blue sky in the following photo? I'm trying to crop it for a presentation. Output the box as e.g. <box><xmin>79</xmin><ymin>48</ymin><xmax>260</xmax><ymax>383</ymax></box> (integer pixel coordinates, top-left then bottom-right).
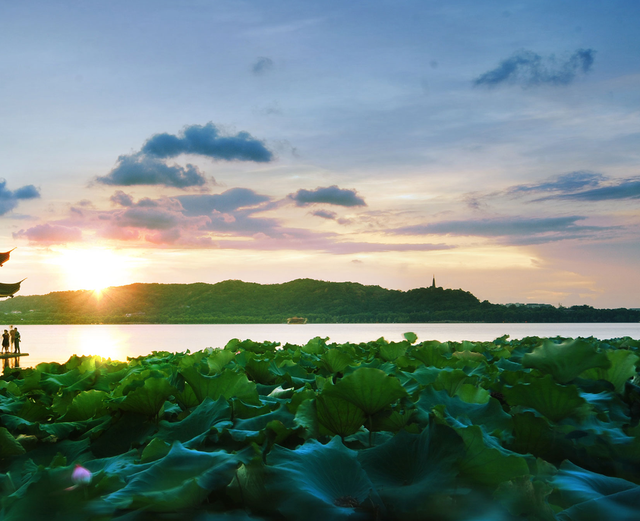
<box><xmin>1</xmin><ymin>0</ymin><xmax>639</xmax><ymax>307</ymax></box>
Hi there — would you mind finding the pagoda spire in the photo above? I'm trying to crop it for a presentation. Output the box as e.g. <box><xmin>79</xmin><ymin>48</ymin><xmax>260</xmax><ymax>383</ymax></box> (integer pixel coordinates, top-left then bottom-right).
<box><xmin>431</xmin><ymin>275</ymin><xmax>436</xmax><ymax>289</ymax></box>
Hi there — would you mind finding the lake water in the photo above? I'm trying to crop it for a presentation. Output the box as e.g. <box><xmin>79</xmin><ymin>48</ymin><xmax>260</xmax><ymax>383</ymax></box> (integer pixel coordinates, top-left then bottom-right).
<box><xmin>4</xmin><ymin>322</ymin><xmax>640</xmax><ymax>368</ymax></box>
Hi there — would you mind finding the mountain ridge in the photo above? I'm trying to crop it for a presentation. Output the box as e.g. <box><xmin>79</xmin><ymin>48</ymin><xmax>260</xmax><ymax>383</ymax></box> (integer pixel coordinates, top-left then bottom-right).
<box><xmin>0</xmin><ymin>278</ymin><xmax>637</xmax><ymax>324</ymax></box>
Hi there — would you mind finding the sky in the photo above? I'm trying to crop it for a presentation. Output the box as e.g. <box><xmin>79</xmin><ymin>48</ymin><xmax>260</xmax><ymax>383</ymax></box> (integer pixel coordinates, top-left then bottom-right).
<box><xmin>1</xmin><ymin>0</ymin><xmax>639</xmax><ymax>308</ymax></box>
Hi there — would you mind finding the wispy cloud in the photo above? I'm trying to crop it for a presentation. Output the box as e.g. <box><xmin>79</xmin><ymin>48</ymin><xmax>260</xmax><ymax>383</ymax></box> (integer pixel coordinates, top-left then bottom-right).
<box><xmin>474</xmin><ymin>48</ymin><xmax>595</xmax><ymax>88</ymax></box>
<box><xmin>542</xmin><ymin>178</ymin><xmax>640</xmax><ymax>202</ymax></box>
<box><xmin>393</xmin><ymin>215</ymin><xmax>613</xmax><ymax>245</ymax></box>
<box><xmin>252</xmin><ymin>56</ymin><xmax>274</xmax><ymax>75</ymax></box>
<box><xmin>141</xmin><ymin>122</ymin><xmax>273</xmax><ymax>163</ymax></box>
<box><xmin>289</xmin><ymin>186</ymin><xmax>366</xmax><ymax>207</ymax></box>
<box><xmin>507</xmin><ymin>171</ymin><xmax>606</xmax><ymax>195</ymax></box>
<box><xmin>0</xmin><ymin>180</ymin><xmax>41</xmax><ymax>215</ymax></box>
<box><xmin>311</xmin><ymin>209</ymin><xmax>338</xmax><ymax>220</ymax></box>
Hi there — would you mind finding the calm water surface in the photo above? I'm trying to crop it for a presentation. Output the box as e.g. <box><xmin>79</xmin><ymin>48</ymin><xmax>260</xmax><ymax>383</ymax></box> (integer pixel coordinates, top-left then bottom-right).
<box><xmin>6</xmin><ymin>322</ymin><xmax>640</xmax><ymax>368</ymax></box>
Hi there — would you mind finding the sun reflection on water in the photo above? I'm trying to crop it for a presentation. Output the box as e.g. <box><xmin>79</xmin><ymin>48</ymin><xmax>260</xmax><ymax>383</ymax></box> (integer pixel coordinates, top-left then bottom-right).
<box><xmin>66</xmin><ymin>326</ymin><xmax>128</xmax><ymax>363</ymax></box>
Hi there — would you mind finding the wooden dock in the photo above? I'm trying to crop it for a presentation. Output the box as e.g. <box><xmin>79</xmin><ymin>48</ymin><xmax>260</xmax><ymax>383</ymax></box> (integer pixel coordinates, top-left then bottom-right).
<box><xmin>0</xmin><ymin>353</ymin><xmax>28</xmax><ymax>360</ymax></box>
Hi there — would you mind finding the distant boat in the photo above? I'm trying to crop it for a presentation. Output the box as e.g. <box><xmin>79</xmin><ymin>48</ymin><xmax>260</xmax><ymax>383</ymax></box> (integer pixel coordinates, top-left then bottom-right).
<box><xmin>287</xmin><ymin>317</ymin><xmax>307</xmax><ymax>324</ymax></box>
<box><xmin>0</xmin><ymin>248</ymin><xmax>16</xmax><ymax>267</ymax></box>
<box><xmin>0</xmin><ymin>278</ymin><xmax>26</xmax><ymax>298</ymax></box>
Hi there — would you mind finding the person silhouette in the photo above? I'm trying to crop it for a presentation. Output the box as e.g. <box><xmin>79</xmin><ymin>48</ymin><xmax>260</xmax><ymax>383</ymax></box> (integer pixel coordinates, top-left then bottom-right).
<box><xmin>13</xmin><ymin>328</ymin><xmax>20</xmax><ymax>354</ymax></box>
<box><xmin>2</xmin><ymin>330</ymin><xmax>9</xmax><ymax>354</ymax></box>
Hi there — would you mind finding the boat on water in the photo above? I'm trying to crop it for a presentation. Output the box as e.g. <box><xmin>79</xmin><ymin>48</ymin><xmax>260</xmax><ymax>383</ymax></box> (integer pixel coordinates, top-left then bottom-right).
<box><xmin>287</xmin><ymin>317</ymin><xmax>308</xmax><ymax>324</ymax></box>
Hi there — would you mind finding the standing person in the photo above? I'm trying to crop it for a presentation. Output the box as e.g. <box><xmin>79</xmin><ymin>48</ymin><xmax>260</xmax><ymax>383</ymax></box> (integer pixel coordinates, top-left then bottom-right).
<box><xmin>1</xmin><ymin>330</ymin><xmax>9</xmax><ymax>354</ymax></box>
<box><xmin>9</xmin><ymin>326</ymin><xmax>15</xmax><ymax>352</ymax></box>
<box><xmin>13</xmin><ymin>328</ymin><xmax>20</xmax><ymax>354</ymax></box>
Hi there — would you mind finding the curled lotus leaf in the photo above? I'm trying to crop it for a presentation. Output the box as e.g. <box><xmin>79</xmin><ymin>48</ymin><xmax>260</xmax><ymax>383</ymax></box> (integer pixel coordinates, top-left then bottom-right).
<box><xmin>266</xmin><ymin>436</ymin><xmax>384</xmax><ymax>521</ymax></box>
<box><xmin>522</xmin><ymin>339</ymin><xmax>611</xmax><ymax>384</ymax></box>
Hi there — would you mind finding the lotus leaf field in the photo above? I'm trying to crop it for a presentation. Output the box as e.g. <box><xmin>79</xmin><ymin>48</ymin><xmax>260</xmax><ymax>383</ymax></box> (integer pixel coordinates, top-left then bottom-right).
<box><xmin>2</xmin><ymin>333</ymin><xmax>640</xmax><ymax>520</ymax></box>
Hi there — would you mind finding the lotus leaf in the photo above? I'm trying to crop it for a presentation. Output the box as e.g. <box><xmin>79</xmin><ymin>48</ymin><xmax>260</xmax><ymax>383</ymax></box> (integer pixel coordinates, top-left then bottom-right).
<box><xmin>552</xmin><ymin>461</ymin><xmax>640</xmax><ymax>521</ymax></box>
<box><xmin>379</xmin><ymin>342</ymin><xmax>408</xmax><ymax>362</ymax></box>
<box><xmin>181</xmin><ymin>366</ymin><xmax>260</xmax><ymax>405</ymax></box>
<box><xmin>403</xmin><ymin>332</ymin><xmax>418</xmax><ymax>344</ymax></box>
<box><xmin>266</xmin><ymin>436</ymin><xmax>384</xmax><ymax>521</ymax></box>
<box><xmin>457</xmin><ymin>425</ymin><xmax>530</xmax><ymax>486</ymax></box>
<box><xmin>0</xmin><ymin>427</ymin><xmax>26</xmax><ymax>458</ymax></box>
<box><xmin>60</xmin><ymin>390</ymin><xmax>109</xmax><ymax>422</ymax></box>
<box><xmin>357</xmin><ymin>422</ymin><xmax>464</xmax><ymax>515</ymax></box>
<box><xmin>156</xmin><ymin>397</ymin><xmax>231</xmax><ymax>445</ymax></box>
<box><xmin>105</xmin><ymin>442</ymin><xmax>242</xmax><ymax>512</ymax></box>
<box><xmin>117</xmin><ymin>375</ymin><xmax>175</xmax><ymax>417</ymax></box>
<box><xmin>522</xmin><ymin>339</ymin><xmax>611</xmax><ymax>384</ymax></box>
<box><xmin>315</xmin><ymin>394</ymin><xmax>366</xmax><ymax>437</ymax></box>
<box><xmin>580</xmin><ymin>349</ymin><xmax>639</xmax><ymax>393</ymax></box>
<box><xmin>320</xmin><ymin>348</ymin><xmax>352</xmax><ymax>373</ymax></box>
<box><xmin>323</xmin><ymin>367</ymin><xmax>407</xmax><ymax>416</ymax></box>
<box><xmin>504</xmin><ymin>374</ymin><xmax>590</xmax><ymax>423</ymax></box>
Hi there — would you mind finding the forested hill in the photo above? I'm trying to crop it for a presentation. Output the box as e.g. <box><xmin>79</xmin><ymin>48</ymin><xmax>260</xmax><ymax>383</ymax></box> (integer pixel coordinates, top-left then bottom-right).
<box><xmin>0</xmin><ymin>278</ymin><xmax>638</xmax><ymax>324</ymax></box>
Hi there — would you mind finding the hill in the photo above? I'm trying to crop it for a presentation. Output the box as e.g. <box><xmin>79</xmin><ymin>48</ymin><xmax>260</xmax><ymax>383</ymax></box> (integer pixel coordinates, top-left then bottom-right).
<box><xmin>0</xmin><ymin>279</ymin><xmax>638</xmax><ymax>324</ymax></box>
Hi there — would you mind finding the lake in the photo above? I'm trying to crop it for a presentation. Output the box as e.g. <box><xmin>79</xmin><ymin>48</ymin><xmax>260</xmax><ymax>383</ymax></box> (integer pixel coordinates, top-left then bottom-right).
<box><xmin>4</xmin><ymin>322</ymin><xmax>640</xmax><ymax>368</ymax></box>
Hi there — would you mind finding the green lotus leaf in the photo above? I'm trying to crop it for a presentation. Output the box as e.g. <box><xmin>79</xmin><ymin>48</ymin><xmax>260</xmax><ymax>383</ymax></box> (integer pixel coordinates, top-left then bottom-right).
<box><xmin>455</xmin><ymin>383</ymin><xmax>490</xmax><ymax>404</ymax></box>
<box><xmin>206</xmin><ymin>349</ymin><xmax>235</xmax><ymax>374</ymax></box>
<box><xmin>552</xmin><ymin>461</ymin><xmax>640</xmax><ymax>521</ymax></box>
<box><xmin>0</xmin><ymin>427</ymin><xmax>26</xmax><ymax>458</ymax></box>
<box><xmin>116</xmin><ymin>375</ymin><xmax>175</xmax><ymax>417</ymax></box>
<box><xmin>508</xmin><ymin>412</ymin><xmax>566</xmax><ymax>463</ymax></box>
<box><xmin>379</xmin><ymin>342</ymin><xmax>408</xmax><ymax>362</ymax></box>
<box><xmin>433</xmin><ymin>368</ymin><xmax>475</xmax><ymax>397</ymax></box>
<box><xmin>234</xmin><ymin>403</ymin><xmax>295</xmax><ymax>433</ymax></box>
<box><xmin>302</xmin><ymin>336</ymin><xmax>328</xmax><ymax>355</ymax></box>
<box><xmin>320</xmin><ymin>348</ymin><xmax>352</xmax><ymax>373</ymax></box>
<box><xmin>156</xmin><ymin>397</ymin><xmax>231</xmax><ymax>445</ymax></box>
<box><xmin>504</xmin><ymin>374</ymin><xmax>591</xmax><ymax>423</ymax></box>
<box><xmin>403</xmin><ymin>332</ymin><xmax>418</xmax><ymax>344</ymax></box>
<box><xmin>181</xmin><ymin>366</ymin><xmax>260</xmax><ymax>405</ymax></box>
<box><xmin>105</xmin><ymin>442</ymin><xmax>242</xmax><ymax>512</ymax></box>
<box><xmin>244</xmin><ymin>357</ymin><xmax>276</xmax><ymax>385</ymax></box>
<box><xmin>494</xmin><ymin>476</ymin><xmax>557</xmax><ymax>521</ymax></box>
<box><xmin>323</xmin><ymin>367</ymin><xmax>407</xmax><ymax>416</ymax></box>
<box><xmin>370</xmin><ymin>408</ymin><xmax>414</xmax><ymax>432</ymax></box>
<box><xmin>357</xmin><ymin>422</ymin><xmax>464</xmax><ymax>515</ymax></box>
<box><xmin>227</xmin><ymin>457</ymin><xmax>278</xmax><ymax>513</ymax></box>
<box><xmin>60</xmin><ymin>390</ymin><xmax>109</xmax><ymax>422</ymax></box>
<box><xmin>522</xmin><ymin>339</ymin><xmax>611</xmax><ymax>384</ymax></box>
<box><xmin>266</xmin><ymin>436</ymin><xmax>384</xmax><ymax>521</ymax></box>
<box><xmin>141</xmin><ymin>437</ymin><xmax>172</xmax><ymax>463</ymax></box>
<box><xmin>293</xmin><ymin>398</ymin><xmax>319</xmax><ymax>440</ymax></box>
<box><xmin>39</xmin><ymin>369</ymin><xmax>82</xmax><ymax>394</ymax></box>
<box><xmin>316</xmin><ymin>395</ymin><xmax>366</xmax><ymax>437</ymax></box>
<box><xmin>411</xmin><ymin>341</ymin><xmax>453</xmax><ymax>368</ymax></box>
<box><xmin>581</xmin><ymin>349</ymin><xmax>640</xmax><ymax>393</ymax></box>
<box><xmin>457</xmin><ymin>425</ymin><xmax>530</xmax><ymax>487</ymax></box>
<box><xmin>417</xmin><ymin>387</ymin><xmax>512</xmax><ymax>438</ymax></box>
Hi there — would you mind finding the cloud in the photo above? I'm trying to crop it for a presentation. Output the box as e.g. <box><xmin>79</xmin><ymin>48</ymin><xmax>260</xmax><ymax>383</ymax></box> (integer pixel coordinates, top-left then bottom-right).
<box><xmin>101</xmin><ymin>226</ymin><xmax>140</xmax><ymax>241</ymax></box>
<box><xmin>177</xmin><ymin>188</ymin><xmax>271</xmax><ymax>216</ymax></box>
<box><xmin>115</xmin><ymin>207</ymin><xmax>180</xmax><ymax>230</ymax></box>
<box><xmin>146</xmin><ymin>228</ymin><xmax>182</xmax><ymax>245</ymax></box>
<box><xmin>13</xmin><ymin>224</ymin><xmax>82</xmax><ymax>243</ymax></box>
<box><xmin>252</xmin><ymin>56</ymin><xmax>274</xmax><ymax>75</ymax></box>
<box><xmin>289</xmin><ymin>186</ymin><xmax>366</xmax><ymax>207</ymax></box>
<box><xmin>474</xmin><ymin>48</ymin><xmax>595</xmax><ymax>88</ymax></box>
<box><xmin>97</xmin><ymin>154</ymin><xmax>208</xmax><ymax>189</ymax></box>
<box><xmin>0</xmin><ymin>180</ymin><xmax>41</xmax><ymax>215</ymax></box>
<box><xmin>508</xmin><ymin>171</ymin><xmax>606</xmax><ymax>195</ymax></box>
<box><xmin>141</xmin><ymin>122</ymin><xmax>273</xmax><ymax>163</ymax></box>
<box><xmin>539</xmin><ymin>178</ymin><xmax>640</xmax><ymax>202</ymax></box>
<box><xmin>311</xmin><ymin>210</ymin><xmax>337</xmax><ymax>220</ymax></box>
<box><xmin>110</xmin><ymin>190</ymin><xmax>134</xmax><ymax>207</ymax></box>
<box><xmin>395</xmin><ymin>216</ymin><xmax>601</xmax><ymax>239</ymax></box>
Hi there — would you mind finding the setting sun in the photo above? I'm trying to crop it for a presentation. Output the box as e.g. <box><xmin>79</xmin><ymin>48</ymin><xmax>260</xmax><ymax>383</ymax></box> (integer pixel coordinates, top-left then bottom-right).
<box><xmin>53</xmin><ymin>248</ymin><xmax>135</xmax><ymax>292</ymax></box>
